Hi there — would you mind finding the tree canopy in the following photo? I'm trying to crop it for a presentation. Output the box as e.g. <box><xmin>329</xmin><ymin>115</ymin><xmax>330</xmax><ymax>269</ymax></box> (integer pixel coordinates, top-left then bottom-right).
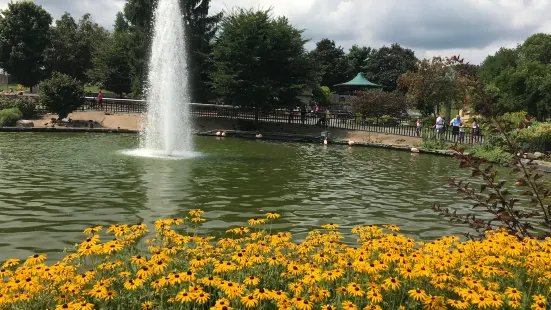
<box><xmin>44</xmin><ymin>13</ymin><xmax>108</xmax><ymax>82</ymax></box>
<box><xmin>479</xmin><ymin>33</ymin><xmax>551</xmax><ymax>119</ymax></box>
<box><xmin>351</xmin><ymin>91</ymin><xmax>410</xmax><ymax>119</ymax></box>
<box><xmin>363</xmin><ymin>43</ymin><xmax>418</xmax><ymax>92</ymax></box>
<box><xmin>88</xmin><ymin>31</ymin><xmax>133</xmax><ymax>97</ymax></box>
<box><xmin>210</xmin><ymin>8</ymin><xmax>315</xmax><ymax>118</ymax></box>
<box><xmin>0</xmin><ymin>1</ymin><xmax>52</xmax><ymax>87</ymax></box>
<box><xmin>310</xmin><ymin>39</ymin><xmax>353</xmax><ymax>87</ymax></box>
<box><xmin>398</xmin><ymin>56</ymin><xmax>468</xmax><ymax>117</ymax></box>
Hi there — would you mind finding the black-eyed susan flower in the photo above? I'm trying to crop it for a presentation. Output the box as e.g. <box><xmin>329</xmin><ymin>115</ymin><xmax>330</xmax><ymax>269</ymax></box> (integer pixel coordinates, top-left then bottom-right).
<box><xmin>266</xmin><ymin>212</ymin><xmax>280</xmax><ymax>219</ymax></box>
<box><xmin>244</xmin><ymin>275</ymin><xmax>260</xmax><ymax>286</ymax></box>
<box><xmin>175</xmin><ymin>290</ymin><xmax>193</xmax><ymax>303</ymax></box>
<box><xmin>240</xmin><ymin>294</ymin><xmax>258</xmax><ymax>308</ymax></box>
<box><xmin>408</xmin><ymin>288</ymin><xmax>427</xmax><ymax>301</ymax></box>
<box><xmin>24</xmin><ymin>254</ymin><xmax>46</xmax><ymax>266</ymax></box>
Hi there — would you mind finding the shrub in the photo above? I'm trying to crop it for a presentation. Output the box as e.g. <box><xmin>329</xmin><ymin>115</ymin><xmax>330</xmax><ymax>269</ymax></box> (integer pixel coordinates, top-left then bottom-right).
<box><xmin>419</xmin><ymin>138</ymin><xmax>451</xmax><ymax>150</ymax></box>
<box><xmin>0</xmin><ymin>107</ymin><xmax>23</xmax><ymax>126</ymax></box>
<box><xmin>467</xmin><ymin>144</ymin><xmax>513</xmax><ymax>163</ymax></box>
<box><xmin>421</xmin><ymin>116</ymin><xmax>435</xmax><ymax>127</ymax></box>
<box><xmin>39</xmin><ymin>72</ymin><xmax>84</xmax><ymax>119</ymax></box>
<box><xmin>516</xmin><ymin>122</ymin><xmax>551</xmax><ymax>152</ymax></box>
<box><xmin>1</xmin><ymin>98</ymin><xmax>37</xmax><ymax>118</ymax></box>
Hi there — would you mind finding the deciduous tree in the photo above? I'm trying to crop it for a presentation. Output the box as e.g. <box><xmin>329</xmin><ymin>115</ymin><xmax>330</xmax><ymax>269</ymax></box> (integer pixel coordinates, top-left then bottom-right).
<box><xmin>88</xmin><ymin>31</ymin><xmax>132</xmax><ymax>97</ymax></box>
<box><xmin>39</xmin><ymin>72</ymin><xmax>85</xmax><ymax>119</ymax></box>
<box><xmin>398</xmin><ymin>56</ymin><xmax>466</xmax><ymax>117</ymax></box>
<box><xmin>0</xmin><ymin>1</ymin><xmax>52</xmax><ymax>87</ymax></box>
<box><xmin>363</xmin><ymin>43</ymin><xmax>417</xmax><ymax>92</ymax></box>
<box><xmin>44</xmin><ymin>13</ymin><xmax>108</xmax><ymax>82</ymax></box>
<box><xmin>310</xmin><ymin>39</ymin><xmax>353</xmax><ymax>87</ymax></box>
<box><xmin>209</xmin><ymin>8</ymin><xmax>315</xmax><ymax>120</ymax></box>
<box><xmin>351</xmin><ymin>91</ymin><xmax>410</xmax><ymax>119</ymax></box>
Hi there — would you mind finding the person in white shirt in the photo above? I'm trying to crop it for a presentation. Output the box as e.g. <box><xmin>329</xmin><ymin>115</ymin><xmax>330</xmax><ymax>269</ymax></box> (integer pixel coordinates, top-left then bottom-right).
<box><xmin>434</xmin><ymin>115</ymin><xmax>444</xmax><ymax>138</ymax></box>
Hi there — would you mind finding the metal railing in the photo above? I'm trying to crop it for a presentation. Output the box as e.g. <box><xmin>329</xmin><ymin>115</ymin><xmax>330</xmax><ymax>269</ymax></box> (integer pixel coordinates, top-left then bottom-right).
<box><xmin>6</xmin><ymin>95</ymin><xmax>483</xmax><ymax>144</ymax></box>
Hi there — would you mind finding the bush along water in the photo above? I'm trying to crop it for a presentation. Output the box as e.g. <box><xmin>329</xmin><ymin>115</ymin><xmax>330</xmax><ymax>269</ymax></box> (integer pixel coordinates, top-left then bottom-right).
<box><xmin>0</xmin><ymin>97</ymin><xmax>37</xmax><ymax>119</ymax></box>
<box><xmin>1</xmin><ymin>211</ymin><xmax>551</xmax><ymax>310</ymax></box>
<box><xmin>0</xmin><ymin>107</ymin><xmax>22</xmax><ymax>127</ymax></box>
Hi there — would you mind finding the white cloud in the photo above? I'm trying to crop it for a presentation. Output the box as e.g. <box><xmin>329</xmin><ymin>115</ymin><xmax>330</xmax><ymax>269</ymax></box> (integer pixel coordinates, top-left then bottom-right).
<box><xmin>0</xmin><ymin>0</ymin><xmax>550</xmax><ymax>64</ymax></box>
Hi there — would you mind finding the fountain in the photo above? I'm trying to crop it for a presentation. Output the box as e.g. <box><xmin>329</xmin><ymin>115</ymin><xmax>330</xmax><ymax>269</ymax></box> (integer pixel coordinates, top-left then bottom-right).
<box><xmin>129</xmin><ymin>0</ymin><xmax>195</xmax><ymax>159</ymax></box>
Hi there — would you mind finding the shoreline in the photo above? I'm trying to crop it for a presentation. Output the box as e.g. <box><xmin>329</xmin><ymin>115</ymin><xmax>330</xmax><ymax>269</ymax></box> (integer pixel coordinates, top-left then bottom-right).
<box><xmin>2</xmin><ymin>126</ymin><xmax>550</xmax><ymax>173</ymax></box>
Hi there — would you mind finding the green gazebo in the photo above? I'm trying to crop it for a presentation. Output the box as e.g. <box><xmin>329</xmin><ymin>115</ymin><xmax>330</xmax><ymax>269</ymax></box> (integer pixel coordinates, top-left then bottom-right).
<box><xmin>334</xmin><ymin>72</ymin><xmax>382</xmax><ymax>91</ymax></box>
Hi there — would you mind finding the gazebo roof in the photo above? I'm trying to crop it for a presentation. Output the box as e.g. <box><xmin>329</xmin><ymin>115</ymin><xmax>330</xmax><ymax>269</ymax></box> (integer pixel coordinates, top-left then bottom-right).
<box><xmin>334</xmin><ymin>72</ymin><xmax>382</xmax><ymax>88</ymax></box>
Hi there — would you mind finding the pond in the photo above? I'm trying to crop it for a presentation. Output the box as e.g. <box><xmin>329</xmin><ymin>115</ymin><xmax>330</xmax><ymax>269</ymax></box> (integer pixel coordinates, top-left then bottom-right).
<box><xmin>0</xmin><ymin>133</ymin><xmax>513</xmax><ymax>261</ymax></box>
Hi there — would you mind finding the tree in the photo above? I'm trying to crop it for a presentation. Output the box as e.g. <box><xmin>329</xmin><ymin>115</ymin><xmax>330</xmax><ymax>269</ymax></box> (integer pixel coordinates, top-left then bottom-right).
<box><xmin>88</xmin><ymin>31</ymin><xmax>132</xmax><ymax>97</ymax></box>
<box><xmin>312</xmin><ymin>86</ymin><xmax>331</xmax><ymax>106</ymax></box>
<box><xmin>121</xmin><ymin>0</ymin><xmax>221</xmax><ymax>100</ymax></box>
<box><xmin>479</xmin><ymin>47</ymin><xmax>519</xmax><ymax>84</ymax></box>
<box><xmin>114</xmin><ymin>12</ymin><xmax>129</xmax><ymax>33</ymax></box>
<box><xmin>39</xmin><ymin>72</ymin><xmax>85</xmax><ymax>119</ymax></box>
<box><xmin>363</xmin><ymin>43</ymin><xmax>417</xmax><ymax>92</ymax></box>
<box><xmin>398</xmin><ymin>56</ymin><xmax>466</xmax><ymax>117</ymax></box>
<box><xmin>347</xmin><ymin>45</ymin><xmax>374</xmax><ymax>76</ymax></box>
<box><xmin>44</xmin><ymin>13</ymin><xmax>108</xmax><ymax>82</ymax></box>
<box><xmin>351</xmin><ymin>91</ymin><xmax>410</xmax><ymax>120</ymax></box>
<box><xmin>310</xmin><ymin>39</ymin><xmax>353</xmax><ymax>87</ymax></box>
<box><xmin>210</xmin><ymin>8</ymin><xmax>315</xmax><ymax>120</ymax></box>
<box><xmin>478</xmin><ymin>34</ymin><xmax>551</xmax><ymax>119</ymax></box>
<box><xmin>0</xmin><ymin>1</ymin><xmax>52</xmax><ymax>87</ymax></box>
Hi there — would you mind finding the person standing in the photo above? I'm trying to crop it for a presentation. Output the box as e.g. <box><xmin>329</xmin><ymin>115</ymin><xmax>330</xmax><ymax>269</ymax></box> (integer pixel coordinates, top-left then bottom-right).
<box><xmin>416</xmin><ymin>119</ymin><xmax>421</xmax><ymax>137</ymax></box>
<box><xmin>450</xmin><ymin>115</ymin><xmax>462</xmax><ymax>142</ymax></box>
<box><xmin>434</xmin><ymin>115</ymin><xmax>444</xmax><ymax>139</ymax></box>
<box><xmin>97</xmin><ymin>91</ymin><xmax>103</xmax><ymax>110</ymax></box>
<box><xmin>471</xmin><ymin>119</ymin><xmax>480</xmax><ymax>143</ymax></box>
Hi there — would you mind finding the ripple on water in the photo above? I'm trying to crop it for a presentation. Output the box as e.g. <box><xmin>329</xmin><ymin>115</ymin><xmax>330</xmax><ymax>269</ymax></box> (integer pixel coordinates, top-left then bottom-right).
<box><xmin>0</xmin><ymin>133</ymin><xmax>523</xmax><ymax>261</ymax></box>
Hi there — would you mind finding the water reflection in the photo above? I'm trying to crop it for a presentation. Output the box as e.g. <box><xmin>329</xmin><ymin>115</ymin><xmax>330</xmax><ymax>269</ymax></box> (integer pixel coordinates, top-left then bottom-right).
<box><xmin>137</xmin><ymin>158</ymin><xmax>194</xmax><ymax>226</ymax></box>
<box><xmin>0</xmin><ymin>133</ymin><xmax>525</xmax><ymax>262</ymax></box>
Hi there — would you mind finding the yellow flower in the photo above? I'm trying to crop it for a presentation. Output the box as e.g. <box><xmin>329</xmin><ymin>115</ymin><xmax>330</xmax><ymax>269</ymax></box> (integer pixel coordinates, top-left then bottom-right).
<box><xmin>266</xmin><ymin>212</ymin><xmax>280</xmax><ymax>219</ymax></box>
<box><xmin>2</xmin><ymin>258</ymin><xmax>20</xmax><ymax>268</ymax></box>
<box><xmin>194</xmin><ymin>292</ymin><xmax>210</xmax><ymax>304</ymax></box>
<box><xmin>244</xmin><ymin>275</ymin><xmax>260</xmax><ymax>286</ymax></box>
<box><xmin>83</xmin><ymin>226</ymin><xmax>103</xmax><ymax>234</ymax></box>
<box><xmin>408</xmin><ymin>288</ymin><xmax>427</xmax><ymax>301</ymax></box>
<box><xmin>383</xmin><ymin>277</ymin><xmax>401</xmax><ymax>290</ymax></box>
<box><xmin>241</xmin><ymin>294</ymin><xmax>259</xmax><ymax>308</ymax></box>
<box><xmin>322</xmin><ymin>223</ymin><xmax>339</xmax><ymax>229</ymax></box>
<box><xmin>189</xmin><ymin>209</ymin><xmax>204</xmax><ymax>217</ymax></box>
<box><xmin>247</xmin><ymin>218</ymin><xmax>266</xmax><ymax>226</ymax></box>
<box><xmin>141</xmin><ymin>301</ymin><xmax>153</xmax><ymax>309</ymax></box>
<box><xmin>505</xmin><ymin>287</ymin><xmax>522</xmax><ymax>300</ymax></box>
<box><xmin>55</xmin><ymin>304</ymin><xmax>73</xmax><ymax>310</ymax></box>
<box><xmin>175</xmin><ymin>290</ymin><xmax>193</xmax><ymax>303</ymax></box>
<box><xmin>24</xmin><ymin>254</ymin><xmax>46</xmax><ymax>266</ymax></box>
<box><xmin>366</xmin><ymin>290</ymin><xmax>383</xmax><ymax>303</ymax></box>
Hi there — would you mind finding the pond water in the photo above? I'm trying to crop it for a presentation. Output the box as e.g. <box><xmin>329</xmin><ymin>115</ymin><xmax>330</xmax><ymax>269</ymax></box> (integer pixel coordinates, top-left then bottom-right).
<box><xmin>0</xmin><ymin>133</ymin><xmax>514</xmax><ymax>261</ymax></box>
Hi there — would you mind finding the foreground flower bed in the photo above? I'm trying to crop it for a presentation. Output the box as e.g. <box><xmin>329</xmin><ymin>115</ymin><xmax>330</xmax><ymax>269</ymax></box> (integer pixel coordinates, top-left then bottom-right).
<box><xmin>0</xmin><ymin>210</ymin><xmax>550</xmax><ymax>309</ymax></box>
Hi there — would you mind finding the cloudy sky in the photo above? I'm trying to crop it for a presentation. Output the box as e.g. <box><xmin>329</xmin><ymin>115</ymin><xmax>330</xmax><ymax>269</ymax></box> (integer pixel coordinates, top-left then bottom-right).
<box><xmin>1</xmin><ymin>0</ymin><xmax>550</xmax><ymax>64</ymax></box>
